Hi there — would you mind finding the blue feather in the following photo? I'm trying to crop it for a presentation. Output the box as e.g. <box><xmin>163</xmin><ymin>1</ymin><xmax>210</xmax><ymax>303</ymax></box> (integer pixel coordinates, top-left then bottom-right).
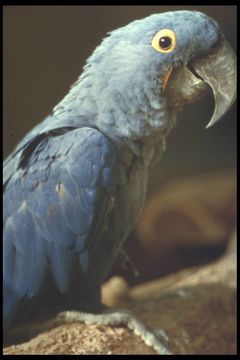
<box><xmin>3</xmin><ymin>127</ymin><xmax>118</xmax><ymax>330</ymax></box>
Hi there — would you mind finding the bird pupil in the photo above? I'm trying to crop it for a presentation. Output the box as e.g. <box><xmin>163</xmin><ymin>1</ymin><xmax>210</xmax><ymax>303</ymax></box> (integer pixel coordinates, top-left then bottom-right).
<box><xmin>160</xmin><ymin>36</ymin><xmax>172</xmax><ymax>49</ymax></box>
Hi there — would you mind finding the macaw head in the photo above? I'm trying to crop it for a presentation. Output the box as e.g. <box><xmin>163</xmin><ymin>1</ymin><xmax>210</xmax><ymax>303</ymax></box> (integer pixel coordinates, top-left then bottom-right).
<box><xmin>54</xmin><ymin>11</ymin><xmax>236</xmax><ymax>140</ymax></box>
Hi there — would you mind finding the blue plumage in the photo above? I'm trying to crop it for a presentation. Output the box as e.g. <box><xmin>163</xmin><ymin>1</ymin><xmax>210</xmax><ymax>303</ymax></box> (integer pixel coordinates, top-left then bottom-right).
<box><xmin>3</xmin><ymin>10</ymin><xmax>236</xmax><ymax>336</ymax></box>
<box><xmin>4</xmin><ymin>127</ymin><xmax>118</xmax><ymax>331</ymax></box>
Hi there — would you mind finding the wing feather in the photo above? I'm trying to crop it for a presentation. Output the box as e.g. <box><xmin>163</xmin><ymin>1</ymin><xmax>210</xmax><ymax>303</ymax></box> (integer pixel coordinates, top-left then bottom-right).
<box><xmin>3</xmin><ymin>127</ymin><xmax>117</xmax><ymax>330</ymax></box>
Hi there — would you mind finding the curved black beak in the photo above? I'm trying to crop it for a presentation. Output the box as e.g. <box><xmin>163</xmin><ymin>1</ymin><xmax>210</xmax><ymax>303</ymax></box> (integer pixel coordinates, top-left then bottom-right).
<box><xmin>165</xmin><ymin>34</ymin><xmax>236</xmax><ymax>128</ymax></box>
<box><xmin>191</xmin><ymin>34</ymin><xmax>236</xmax><ymax>128</ymax></box>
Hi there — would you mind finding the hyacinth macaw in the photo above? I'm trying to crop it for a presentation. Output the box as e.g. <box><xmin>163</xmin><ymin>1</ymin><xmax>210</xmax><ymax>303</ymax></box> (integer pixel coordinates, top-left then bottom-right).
<box><xmin>3</xmin><ymin>10</ymin><xmax>236</xmax><ymax>353</ymax></box>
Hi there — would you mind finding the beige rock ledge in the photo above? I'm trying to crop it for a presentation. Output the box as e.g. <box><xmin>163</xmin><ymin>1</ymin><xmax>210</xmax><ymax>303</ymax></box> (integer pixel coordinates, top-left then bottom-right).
<box><xmin>3</xmin><ymin>231</ymin><xmax>236</xmax><ymax>355</ymax></box>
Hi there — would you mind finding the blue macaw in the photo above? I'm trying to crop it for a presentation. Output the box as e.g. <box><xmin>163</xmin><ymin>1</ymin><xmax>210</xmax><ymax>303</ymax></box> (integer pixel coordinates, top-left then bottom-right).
<box><xmin>3</xmin><ymin>10</ymin><xmax>236</xmax><ymax>353</ymax></box>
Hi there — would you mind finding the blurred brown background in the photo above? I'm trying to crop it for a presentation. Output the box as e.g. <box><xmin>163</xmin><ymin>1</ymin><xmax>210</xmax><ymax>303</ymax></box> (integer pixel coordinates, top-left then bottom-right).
<box><xmin>3</xmin><ymin>5</ymin><xmax>236</xmax><ymax>181</ymax></box>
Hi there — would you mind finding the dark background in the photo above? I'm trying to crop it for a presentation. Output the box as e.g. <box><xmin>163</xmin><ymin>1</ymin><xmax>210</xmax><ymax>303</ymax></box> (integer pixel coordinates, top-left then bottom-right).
<box><xmin>3</xmin><ymin>5</ymin><xmax>236</xmax><ymax>183</ymax></box>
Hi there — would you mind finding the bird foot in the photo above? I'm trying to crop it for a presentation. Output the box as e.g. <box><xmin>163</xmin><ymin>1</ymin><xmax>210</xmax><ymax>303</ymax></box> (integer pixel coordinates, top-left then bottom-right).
<box><xmin>54</xmin><ymin>309</ymin><xmax>171</xmax><ymax>355</ymax></box>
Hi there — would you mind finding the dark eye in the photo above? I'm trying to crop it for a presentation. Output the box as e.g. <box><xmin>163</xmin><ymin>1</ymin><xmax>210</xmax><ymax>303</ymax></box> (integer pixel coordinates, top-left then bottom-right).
<box><xmin>152</xmin><ymin>29</ymin><xmax>176</xmax><ymax>53</ymax></box>
<box><xmin>159</xmin><ymin>36</ymin><xmax>172</xmax><ymax>50</ymax></box>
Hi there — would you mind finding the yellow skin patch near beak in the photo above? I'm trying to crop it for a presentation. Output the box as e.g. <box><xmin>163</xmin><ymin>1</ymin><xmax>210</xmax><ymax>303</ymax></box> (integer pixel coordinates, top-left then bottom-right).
<box><xmin>162</xmin><ymin>65</ymin><xmax>173</xmax><ymax>90</ymax></box>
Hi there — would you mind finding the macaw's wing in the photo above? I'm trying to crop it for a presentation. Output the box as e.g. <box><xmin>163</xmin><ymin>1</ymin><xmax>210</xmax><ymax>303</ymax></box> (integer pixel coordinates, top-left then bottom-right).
<box><xmin>3</xmin><ymin>127</ymin><xmax>118</xmax><ymax>331</ymax></box>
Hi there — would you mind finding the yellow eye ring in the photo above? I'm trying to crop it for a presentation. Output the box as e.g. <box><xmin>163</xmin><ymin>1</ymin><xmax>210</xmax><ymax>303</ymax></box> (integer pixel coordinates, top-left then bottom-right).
<box><xmin>152</xmin><ymin>29</ymin><xmax>176</xmax><ymax>53</ymax></box>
